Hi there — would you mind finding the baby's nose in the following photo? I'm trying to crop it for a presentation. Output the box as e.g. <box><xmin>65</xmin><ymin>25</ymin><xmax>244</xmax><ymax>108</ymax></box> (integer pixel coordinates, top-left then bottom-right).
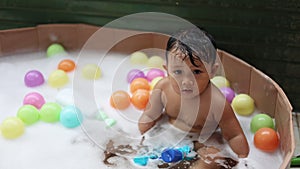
<box><xmin>182</xmin><ymin>78</ymin><xmax>194</xmax><ymax>86</ymax></box>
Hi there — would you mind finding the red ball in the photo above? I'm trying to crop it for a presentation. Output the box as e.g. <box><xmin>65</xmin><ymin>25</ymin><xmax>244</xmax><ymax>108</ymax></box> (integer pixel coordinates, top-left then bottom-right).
<box><xmin>130</xmin><ymin>78</ymin><xmax>150</xmax><ymax>94</ymax></box>
<box><xmin>254</xmin><ymin>127</ymin><xmax>280</xmax><ymax>152</ymax></box>
<box><xmin>110</xmin><ymin>90</ymin><xmax>131</xmax><ymax>110</ymax></box>
<box><xmin>131</xmin><ymin>89</ymin><xmax>150</xmax><ymax>110</ymax></box>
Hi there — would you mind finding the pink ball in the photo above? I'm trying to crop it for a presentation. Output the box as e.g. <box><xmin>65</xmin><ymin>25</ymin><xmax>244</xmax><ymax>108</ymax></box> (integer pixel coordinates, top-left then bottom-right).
<box><xmin>23</xmin><ymin>92</ymin><xmax>45</xmax><ymax>109</ymax></box>
<box><xmin>220</xmin><ymin>87</ymin><xmax>235</xmax><ymax>103</ymax></box>
<box><xmin>24</xmin><ymin>70</ymin><xmax>45</xmax><ymax>87</ymax></box>
<box><xmin>127</xmin><ymin>69</ymin><xmax>146</xmax><ymax>83</ymax></box>
<box><xmin>146</xmin><ymin>68</ymin><xmax>165</xmax><ymax>82</ymax></box>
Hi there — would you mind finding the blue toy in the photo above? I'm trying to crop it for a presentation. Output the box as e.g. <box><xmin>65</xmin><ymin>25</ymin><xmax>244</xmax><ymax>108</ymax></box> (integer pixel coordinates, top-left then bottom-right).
<box><xmin>133</xmin><ymin>145</ymin><xmax>195</xmax><ymax>166</ymax></box>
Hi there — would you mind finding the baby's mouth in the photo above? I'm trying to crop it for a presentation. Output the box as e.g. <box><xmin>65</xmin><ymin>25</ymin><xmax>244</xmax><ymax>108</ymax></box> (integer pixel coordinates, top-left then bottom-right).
<box><xmin>181</xmin><ymin>88</ymin><xmax>193</xmax><ymax>94</ymax></box>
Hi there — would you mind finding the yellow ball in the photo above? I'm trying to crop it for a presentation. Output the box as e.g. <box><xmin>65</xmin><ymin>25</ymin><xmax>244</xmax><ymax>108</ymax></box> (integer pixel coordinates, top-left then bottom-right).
<box><xmin>150</xmin><ymin>76</ymin><xmax>163</xmax><ymax>90</ymax></box>
<box><xmin>211</xmin><ymin>76</ymin><xmax>230</xmax><ymax>88</ymax></box>
<box><xmin>82</xmin><ymin>64</ymin><xmax>102</xmax><ymax>79</ymax></box>
<box><xmin>48</xmin><ymin>70</ymin><xmax>69</xmax><ymax>88</ymax></box>
<box><xmin>130</xmin><ymin>51</ymin><xmax>148</xmax><ymax>65</ymax></box>
<box><xmin>147</xmin><ymin>56</ymin><xmax>164</xmax><ymax>68</ymax></box>
<box><xmin>231</xmin><ymin>94</ymin><xmax>255</xmax><ymax>116</ymax></box>
<box><xmin>1</xmin><ymin>117</ymin><xmax>25</xmax><ymax>139</ymax></box>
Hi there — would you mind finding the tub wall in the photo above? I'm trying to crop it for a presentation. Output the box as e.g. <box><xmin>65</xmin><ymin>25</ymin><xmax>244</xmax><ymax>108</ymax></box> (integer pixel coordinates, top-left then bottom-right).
<box><xmin>0</xmin><ymin>24</ymin><xmax>294</xmax><ymax>169</ymax></box>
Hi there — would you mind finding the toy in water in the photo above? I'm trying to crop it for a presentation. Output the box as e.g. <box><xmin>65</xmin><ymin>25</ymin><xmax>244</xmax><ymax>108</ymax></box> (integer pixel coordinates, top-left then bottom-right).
<box><xmin>60</xmin><ymin>105</ymin><xmax>83</xmax><ymax>128</ymax></box>
<box><xmin>39</xmin><ymin>102</ymin><xmax>62</xmax><ymax>123</ymax></box>
<box><xmin>254</xmin><ymin>127</ymin><xmax>279</xmax><ymax>152</ymax></box>
<box><xmin>146</xmin><ymin>68</ymin><xmax>165</xmax><ymax>82</ymax></box>
<box><xmin>23</xmin><ymin>92</ymin><xmax>45</xmax><ymax>109</ymax></box>
<box><xmin>110</xmin><ymin>90</ymin><xmax>131</xmax><ymax>110</ymax></box>
<box><xmin>150</xmin><ymin>76</ymin><xmax>163</xmax><ymax>90</ymax></box>
<box><xmin>130</xmin><ymin>51</ymin><xmax>148</xmax><ymax>65</ymax></box>
<box><xmin>147</xmin><ymin>55</ymin><xmax>164</xmax><ymax>68</ymax></box>
<box><xmin>96</xmin><ymin>110</ymin><xmax>117</xmax><ymax>127</ymax></box>
<box><xmin>17</xmin><ymin>105</ymin><xmax>40</xmax><ymax>125</ymax></box>
<box><xmin>231</xmin><ymin>93</ymin><xmax>255</xmax><ymax>116</ymax></box>
<box><xmin>133</xmin><ymin>145</ymin><xmax>194</xmax><ymax>166</ymax></box>
<box><xmin>250</xmin><ymin>113</ymin><xmax>274</xmax><ymax>133</ymax></box>
<box><xmin>219</xmin><ymin>87</ymin><xmax>235</xmax><ymax>103</ymax></box>
<box><xmin>48</xmin><ymin>69</ymin><xmax>69</xmax><ymax>88</ymax></box>
<box><xmin>46</xmin><ymin>43</ymin><xmax>66</xmax><ymax>57</ymax></box>
<box><xmin>58</xmin><ymin>59</ymin><xmax>76</xmax><ymax>72</ymax></box>
<box><xmin>81</xmin><ymin>64</ymin><xmax>102</xmax><ymax>79</ymax></box>
<box><xmin>55</xmin><ymin>88</ymin><xmax>74</xmax><ymax>106</ymax></box>
<box><xmin>24</xmin><ymin>70</ymin><xmax>45</xmax><ymax>87</ymax></box>
<box><xmin>127</xmin><ymin>69</ymin><xmax>146</xmax><ymax>83</ymax></box>
<box><xmin>211</xmin><ymin>76</ymin><xmax>230</xmax><ymax>89</ymax></box>
<box><xmin>131</xmin><ymin>89</ymin><xmax>150</xmax><ymax>110</ymax></box>
<box><xmin>130</xmin><ymin>77</ymin><xmax>150</xmax><ymax>94</ymax></box>
<box><xmin>0</xmin><ymin>117</ymin><xmax>25</xmax><ymax>139</ymax></box>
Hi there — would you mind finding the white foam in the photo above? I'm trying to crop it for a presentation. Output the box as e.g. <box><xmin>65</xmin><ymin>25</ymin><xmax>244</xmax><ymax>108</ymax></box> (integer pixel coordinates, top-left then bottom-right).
<box><xmin>0</xmin><ymin>51</ymin><xmax>283</xmax><ymax>169</ymax></box>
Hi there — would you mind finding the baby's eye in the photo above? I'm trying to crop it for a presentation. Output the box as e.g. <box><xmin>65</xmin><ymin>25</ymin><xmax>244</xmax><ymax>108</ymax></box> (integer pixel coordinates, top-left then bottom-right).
<box><xmin>193</xmin><ymin>69</ymin><xmax>202</xmax><ymax>74</ymax></box>
<box><xmin>173</xmin><ymin>70</ymin><xmax>182</xmax><ymax>75</ymax></box>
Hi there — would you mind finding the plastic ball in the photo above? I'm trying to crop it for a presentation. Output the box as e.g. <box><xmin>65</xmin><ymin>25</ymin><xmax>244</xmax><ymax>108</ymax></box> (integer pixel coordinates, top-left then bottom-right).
<box><xmin>146</xmin><ymin>68</ymin><xmax>165</xmax><ymax>82</ymax></box>
<box><xmin>55</xmin><ymin>88</ymin><xmax>74</xmax><ymax>106</ymax></box>
<box><xmin>17</xmin><ymin>105</ymin><xmax>40</xmax><ymax>125</ymax></box>
<box><xmin>147</xmin><ymin>55</ymin><xmax>164</xmax><ymax>68</ymax></box>
<box><xmin>58</xmin><ymin>59</ymin><xmax>76</xmax><ymax>72</ymax></box>
<box><xmin>220</xmin><ymin>87</ymin><xmax>235</xmax><ymax>103</ymax></box>
<box><xmin>250</xmin><ymin>114</ymin><xmax>274</xmax><ymax>133</ymax></box>
<box><xmin>254</xmin><ymin>127</ymin><xmax>279</xmax><ymax>152</ymax></box>
<box><xmin>82</xmin><ymin>64</ymin><xmax>102</xmax><ymax>79</ymax></box>
<box><xmin>231</xmin><ymin>94</ymin><xmax>255</xmax><ymax>116</ymax></box>
<box><xmin>127</xmin><ymin>69</ymin><xmax>146</xmax><ymax>83</ymax></box>
<box><xmin>23</xmin><ymin>92</ymin><xmax>45</xmax><ymax>109</ymax></box>
<box><xmin>130</xmin><ymin>78</ymin><xmax>150</xmax><ymax>94</ymax></box>
<box><xmin>1</xmin><ymin>117</ymin><xmax>25</xmax><ymax>139</ymax></box>
<box><xmin>131</xmin><ymin>89</ymin><xmax>150</xmax><ymax>110</ymax></box>
<box><xmin>48</xmin><ymin>69</ymin><xmax>69</xmax><ymax>88</ymax></box>
<box><xmin>150</xmin><ymin>76</ymin><xmax>163</xmax><ymax>90</ymax></box>
<box><xmin>60</xmin><ymin>105</ymin><xmax>83</xmax><ymax>128</ymax></box>
<box><xmin>46</xmin><ymin>43</ymin><xmax>66</xmax><ymax>57</ymax></box>
<box><xmin>211</xmin><ymin>76</ymin><xmax>230</xmax><ymax>88</ymax></box>
<box><xmin>130</xmin><ymin>51</ymin><xmax>148</xmax><ymax>65</ymax></box>
<box><xmin>110</xmin><ymin>90</ymin><xmax>131</xmax><ymax>110</ymax></box>
<box><xmin>39</xmin><ymin>102</ymin><xmax>61</xmax><ymax>123</ymax></box>
<box><xmin>24</xmin><ymin>70</ymin><xmax>45</xmax><ymax>87</ymax></box>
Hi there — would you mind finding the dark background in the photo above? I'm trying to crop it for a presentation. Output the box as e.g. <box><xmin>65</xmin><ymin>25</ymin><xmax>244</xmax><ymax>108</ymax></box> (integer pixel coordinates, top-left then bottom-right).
<box><xmin>0</xmin><ymin>0</ymin><xmax>299</xmax><ymax>111</ymax></box>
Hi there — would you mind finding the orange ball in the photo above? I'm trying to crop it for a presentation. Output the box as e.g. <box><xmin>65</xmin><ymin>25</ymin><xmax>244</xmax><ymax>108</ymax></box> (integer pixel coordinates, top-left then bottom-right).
<box><xmin>110</xmin><ymin>90</ymin><xmax>131</xmax><ymax>110</ymax></box>
<box><xmin>131</xmin><ymin>89</ymin><xmax>150</xmax><ymax>110</ymax></box>
<box><xmin>130</xmin><ymin>78</ymin><xmax>150</xmax><ymax>94</ymax></box>
<box><xmin>58</xmin><ymin>59</ymin><xmax>76</xmax><ymax>72</ymax></box>
<box><xmin>254</xmin><ymin>127</ymin><xmax>280</xmax><ymax>152</ymax></box>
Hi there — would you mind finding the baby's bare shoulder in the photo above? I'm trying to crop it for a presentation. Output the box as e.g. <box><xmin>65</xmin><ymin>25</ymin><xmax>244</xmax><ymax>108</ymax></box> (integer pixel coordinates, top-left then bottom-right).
<box><xmin>153</xmin><ymin>77</ymin><xmax>170</xmax><ymax>90</ymax></box>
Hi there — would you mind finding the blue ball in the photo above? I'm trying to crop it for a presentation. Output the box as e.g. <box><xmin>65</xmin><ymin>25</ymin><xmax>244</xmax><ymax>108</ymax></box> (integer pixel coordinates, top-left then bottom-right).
<box><xmin>60</xmin><ymin>105</ymin><xmax>83</xmax><ymax>128</ymax></box>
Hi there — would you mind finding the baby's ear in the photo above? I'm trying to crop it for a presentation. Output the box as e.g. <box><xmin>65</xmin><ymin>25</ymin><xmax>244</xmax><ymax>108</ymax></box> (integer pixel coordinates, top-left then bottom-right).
<box><xmin>210</xmin><ymin>63</ymin><xmax>219</xmax><ymax>77</ymax></box>
<box><xmin>163</xmin><ymin>64</ymin><xmax>167</xmax><ymax>71</ymax></box>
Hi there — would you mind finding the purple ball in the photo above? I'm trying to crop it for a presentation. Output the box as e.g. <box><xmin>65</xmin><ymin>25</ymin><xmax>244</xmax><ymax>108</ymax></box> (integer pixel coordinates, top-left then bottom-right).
<box><xmin>146</xmin><ymin>68</ymin><xmax>165</xmax><ymax>82</ymax></box>
<box><xmin>127</xmin><ymin>69</ymin><xmax>146</xmax><ymax>83</ymax></box>
<box><xmin>24</xmin><ymin>70</ymin><xmax>45</xmax><ymax>87</ymax></box>
<box><xmin>220</xmin><ymin>87</ymin><xmax>235</xmax><ymax>103</ymax></box>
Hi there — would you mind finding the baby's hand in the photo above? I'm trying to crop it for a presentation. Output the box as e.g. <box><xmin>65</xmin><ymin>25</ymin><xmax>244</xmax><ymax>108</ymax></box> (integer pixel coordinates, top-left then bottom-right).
<box><xmin>138</xmin><ymin>121</ymin><xmax>155</xmax><ymax>135</ymax></box>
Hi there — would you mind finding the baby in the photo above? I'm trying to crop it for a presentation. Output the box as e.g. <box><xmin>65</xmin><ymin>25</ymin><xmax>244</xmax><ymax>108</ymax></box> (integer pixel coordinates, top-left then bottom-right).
<box><xmin>138</xmin><ymin>27</ymin><xmax>249</xmax><ymax>167</ymax></box>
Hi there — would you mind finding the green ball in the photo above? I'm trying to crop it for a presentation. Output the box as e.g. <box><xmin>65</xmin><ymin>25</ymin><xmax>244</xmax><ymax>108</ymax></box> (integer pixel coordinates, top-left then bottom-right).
<box><xmin>46</xmin><ymin>43</ymin><xmax>65</xmax><ymax>57</ymax></box>
<box><xmin>39</xmin><ymin>102</ymin><xmax>61</xmax><ymax>123</ymax></box>
<box><xmin>17</xmin><ymin>105</ymin><xmax>39</xmax><ymax>125</ymax></box>
<box><xmin>1</xmin><ymin>117</ymin><xmax>25</xmax><ymax>139</ymax></box>
<box><xmin>250</xmin><ymin>114</ymin><xmax>274</xmax><ymax>133</ymax></box>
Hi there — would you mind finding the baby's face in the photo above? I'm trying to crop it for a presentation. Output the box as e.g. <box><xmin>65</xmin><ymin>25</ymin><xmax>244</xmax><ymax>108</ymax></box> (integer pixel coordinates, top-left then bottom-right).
<box><xmin>167</xmin><ymin>50</ymin><xmax>212</xmax><ymax>98</ymax></box>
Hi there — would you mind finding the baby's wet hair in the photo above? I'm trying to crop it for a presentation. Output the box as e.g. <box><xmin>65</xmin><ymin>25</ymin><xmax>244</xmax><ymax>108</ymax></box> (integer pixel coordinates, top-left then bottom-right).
<box><xmin>166</xmin><ymin>27</ymin><xmax>217</xmax><ymax>67</ymax></box>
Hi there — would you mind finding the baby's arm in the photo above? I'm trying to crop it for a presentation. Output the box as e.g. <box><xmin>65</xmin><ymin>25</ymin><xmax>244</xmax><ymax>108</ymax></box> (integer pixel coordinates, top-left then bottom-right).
<box><xmin>219</xmin><ymin>102</ymin><xmax>249</xmax><ymax>158</ymax></box>
<box><xmin>138</xmin><ymin>88</ymin><xmax>164</xmax><ymax>134</ymax></box>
